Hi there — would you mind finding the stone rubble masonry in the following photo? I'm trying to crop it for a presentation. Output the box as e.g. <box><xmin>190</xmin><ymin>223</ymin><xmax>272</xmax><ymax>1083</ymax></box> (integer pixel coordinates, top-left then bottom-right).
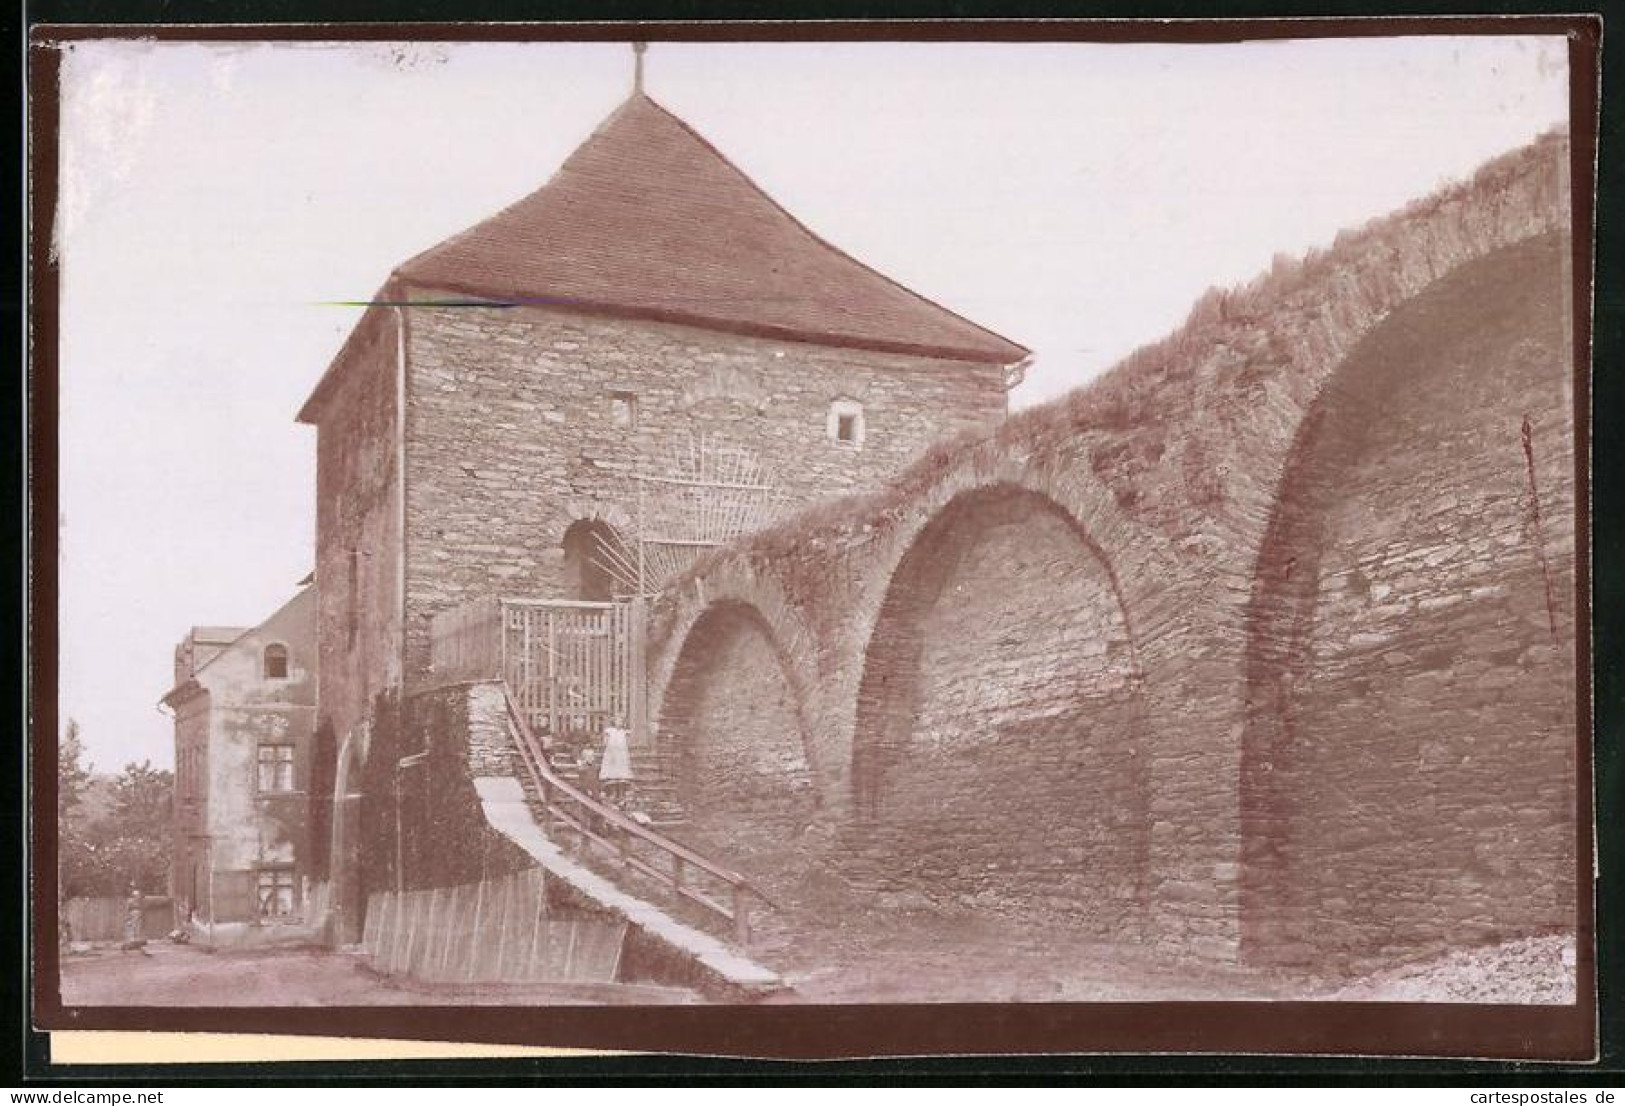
<box><xmin>1239</xmin><ymin>230</ymin><xmax>1575</xmax><ymax>971</ymax></box>
<box><xmin>309</xmin><ymin>308</ymin><xmax>404</xmax><ymax>753</ymax></box>
<box><xmin>401</xmin><ymin>301</ymin><xmax>1010</xmax><ymax>681</ymax></box>
<box><xmin>643</xmin><ymin>133</ymin><xmax>1577</xmax><ymax>969</ymax></box>
<box><xmin>658</xmin><ymin>602</ymin><xmax>819</xmax><ymax>845</ymax></box>
<box><xmin>843</xmin><ymin>491</ymin><xmax>1149</xmax><ymax>932</ymax></box>
<box><xmin>314</xmin><ymin>130</ymin><xmax>1574</xmax><ymax>974</ymax></box>
<box><xmin>465</xmin><ymin>680</ymin><xmax>517</xmax><ymax>779</ymax></box>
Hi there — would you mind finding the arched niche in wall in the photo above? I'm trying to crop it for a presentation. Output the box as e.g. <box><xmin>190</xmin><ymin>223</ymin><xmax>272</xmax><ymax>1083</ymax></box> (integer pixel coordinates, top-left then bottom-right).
<box><xmin>848</xmin><ymin>481</ymin><xmax>1150</xmax><ymax>936</ymax></box>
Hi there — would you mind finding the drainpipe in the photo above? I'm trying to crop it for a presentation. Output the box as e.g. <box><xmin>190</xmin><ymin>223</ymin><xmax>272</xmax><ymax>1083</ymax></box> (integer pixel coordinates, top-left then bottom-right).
<box><xmin>205</xmin><ymin>837</ymin><xmax>215</xmax><ymax>948</ymax></box>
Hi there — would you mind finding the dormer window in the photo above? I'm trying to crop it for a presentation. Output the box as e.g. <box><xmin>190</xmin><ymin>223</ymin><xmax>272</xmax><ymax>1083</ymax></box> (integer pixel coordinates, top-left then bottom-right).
<box><xmin>828</xmin><ymin>398</ymin><xmax>865</xmax><ymax>449</ymax></box>
<box><xmin>263</xmin><ymin>643</ymin><xmax>290</xmax><ymax>680</ymax></box>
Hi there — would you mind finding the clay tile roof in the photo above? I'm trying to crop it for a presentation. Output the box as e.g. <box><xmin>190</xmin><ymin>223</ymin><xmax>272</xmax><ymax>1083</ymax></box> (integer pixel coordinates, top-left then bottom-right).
<box><xmin>394</xmin><ymin>93</ymin><xmax>1029</xmax><ymax>365</ymax></box>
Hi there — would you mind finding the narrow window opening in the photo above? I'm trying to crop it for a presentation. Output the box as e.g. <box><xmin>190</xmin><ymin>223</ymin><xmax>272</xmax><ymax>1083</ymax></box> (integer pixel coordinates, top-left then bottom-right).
<box><xmin>828</xmin><ymin>398</ymin><xmax>865</xmax><ymax>448</ymax></box>
<box><xmin>346</xmin><ymin>550</ymin><xmax>360</xmax><ymax>650</ymax></box>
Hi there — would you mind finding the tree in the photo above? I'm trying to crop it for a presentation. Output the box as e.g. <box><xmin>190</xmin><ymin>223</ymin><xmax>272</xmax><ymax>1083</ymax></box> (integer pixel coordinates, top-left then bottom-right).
<box><xmin>58</xmin><ymin>736</ymin><xmax>174</xmax><ymax>899</ymax></box>
<box><xmin>57</xmin><ymin>720</ymin><xmax>100</xmax><ymax>900</ymax></box>
<box><xmin>58</xmin><ymin>719</ymin><xmax>92</xmax><ymax>823</ymax></box>
<box><xmin>93</xmin><ymin>761</ymin><xmax>174</xmax><ymax>896</ymax></box>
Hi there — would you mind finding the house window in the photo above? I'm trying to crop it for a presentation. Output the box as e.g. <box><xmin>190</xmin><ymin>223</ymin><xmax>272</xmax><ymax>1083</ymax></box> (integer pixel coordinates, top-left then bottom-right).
<box><xmin>828</xmin><ymin>398</ymin><xmax>865</xmax><ymax>448</ymax></box>
<box><xmin>256</xmin><ymin>869</ymin><xmax>296</xmax><ymax>919</ymax></box>
<box><xmin>609</xmin><ymin>391</ymin><xmax>638</xmax><ymax>429</ymax></box>
<box><xmin>257</xmin><ymin>744</ymin><xmax>295</xmax><ymax>793</ymax></box>
<box><xmin>263</xmin><ymin>643</ymin><xmax>289</xmax><ymax>680</ymax></box>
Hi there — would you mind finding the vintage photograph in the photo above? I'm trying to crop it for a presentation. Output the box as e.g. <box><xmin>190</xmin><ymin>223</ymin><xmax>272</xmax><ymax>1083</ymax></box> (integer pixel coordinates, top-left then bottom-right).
<box><xmin>44</xmin><ymin>30</ymin><xmax>1585</xmax><ymax>1019</ymax></box>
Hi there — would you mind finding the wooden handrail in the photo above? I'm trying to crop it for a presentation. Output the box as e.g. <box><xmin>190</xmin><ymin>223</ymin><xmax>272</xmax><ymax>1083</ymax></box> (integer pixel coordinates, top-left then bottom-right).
<box><xmin>499</xmin><ymin>681</ymin><xmax>772</xmax><ymax>941</ymax></box>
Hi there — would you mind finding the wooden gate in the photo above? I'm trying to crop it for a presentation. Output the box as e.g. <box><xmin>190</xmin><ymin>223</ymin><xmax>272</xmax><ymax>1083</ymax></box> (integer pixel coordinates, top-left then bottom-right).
<box><xmin>502</xmin><ymin>599</ymin><xmax>634</xmax><ymax>746</ymax></box>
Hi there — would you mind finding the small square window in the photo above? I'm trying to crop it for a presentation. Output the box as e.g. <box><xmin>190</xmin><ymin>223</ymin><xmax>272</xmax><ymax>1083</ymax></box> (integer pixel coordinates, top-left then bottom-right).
<box><xmin>610</xmin><ymin>392</ymin><xmax>638</xmax><ymax>429</ymax></box>
<box><xmin>828</xmin><ymin>399</ymin><xmax>865</xmax><ymax>448</ymax></box>
<box><xmin>257</xmin><ymin>744</ymin><xmax>296</xmax><ymax>793</ymax></box>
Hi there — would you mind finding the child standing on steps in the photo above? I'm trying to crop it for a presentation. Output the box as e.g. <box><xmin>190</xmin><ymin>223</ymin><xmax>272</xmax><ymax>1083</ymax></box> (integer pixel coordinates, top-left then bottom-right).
<box><xmin>599</xmin><ymin>713</ymin><xmax>634</xmax><ymax>809</ymax></box>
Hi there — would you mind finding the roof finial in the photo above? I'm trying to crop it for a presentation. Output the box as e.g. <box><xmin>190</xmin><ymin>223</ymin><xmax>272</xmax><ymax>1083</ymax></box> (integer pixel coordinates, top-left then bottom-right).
<box><xmin>632</xmin><ymin>41</ymin><xmax>647</xmax><ymax>95</ymax></box>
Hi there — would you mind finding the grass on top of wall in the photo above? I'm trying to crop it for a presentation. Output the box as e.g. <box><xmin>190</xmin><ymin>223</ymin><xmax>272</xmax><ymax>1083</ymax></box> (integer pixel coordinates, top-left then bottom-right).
<box><xmin>665</xmin><ymin>129</ymin><xmax>1569</xmax><ymax>591</ymax></box>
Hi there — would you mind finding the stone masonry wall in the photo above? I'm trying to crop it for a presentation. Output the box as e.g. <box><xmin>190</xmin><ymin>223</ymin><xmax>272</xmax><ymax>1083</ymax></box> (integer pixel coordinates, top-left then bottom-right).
<box><xmin>642</xmin><ymin>133</ymin><xmax>1577</xmax><ymax>968</ymax></box>
<box><xmin>465</xmin><ymin>679</ymin><xmax>517</xmax><ymax>778</ymax></box>
<box><xmin>310</xmin><ymin>309</ymin><xmax>403</xmax><ymax>752</ymax></box>
<box><xmin>1240</xmin><ymin>231</ymin><xmax>1575</xmax><ymax>970</ymax></box>
<box><xmin>845</xmin><ymin>488</ymin><xmax>1149</xmax><ymax>932</ymax></box>
<box><xmin>659</xmin><ymin>603</ymin><xmax>817</xmax><ymax>840</ymax></box>
<box><xmin>401</xmin><ymin>302</ymin><xmax>1009</xmax><ymax>680</ymax></box>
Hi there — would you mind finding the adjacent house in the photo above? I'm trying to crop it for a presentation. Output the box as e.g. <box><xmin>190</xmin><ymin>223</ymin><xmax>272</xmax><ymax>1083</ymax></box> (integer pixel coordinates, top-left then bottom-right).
<box><xmin>163</xmin><ymin>584</ymin><xmax>317</xmax><ymax>925</ymax></box>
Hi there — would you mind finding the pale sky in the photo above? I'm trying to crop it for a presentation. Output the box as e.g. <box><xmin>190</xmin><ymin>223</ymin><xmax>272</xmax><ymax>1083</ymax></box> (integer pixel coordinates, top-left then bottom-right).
<box><xmin>52</xmin><ymin>35</ymin><xmax>1570</xmax><ymax>771</ymax></box>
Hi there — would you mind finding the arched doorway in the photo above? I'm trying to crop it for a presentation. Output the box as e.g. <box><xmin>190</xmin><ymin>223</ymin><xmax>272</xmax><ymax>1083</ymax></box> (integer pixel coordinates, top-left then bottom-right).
<box><xmin>561</xmin><ymin>519</ymin><xmax>630</xmax><ymax>602</ymax></box>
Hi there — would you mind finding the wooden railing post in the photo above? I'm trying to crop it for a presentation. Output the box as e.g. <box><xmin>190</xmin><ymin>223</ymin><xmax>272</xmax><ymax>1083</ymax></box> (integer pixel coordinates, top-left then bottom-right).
<box><xmin>733</xmin><ymin>886</ymin><xmax>750</xmax><ymax>947</ymax></box>
<box><xmin>499</xmin><ymin>674</ymin><xmax>765</xmax><ymax>949</ymax></box>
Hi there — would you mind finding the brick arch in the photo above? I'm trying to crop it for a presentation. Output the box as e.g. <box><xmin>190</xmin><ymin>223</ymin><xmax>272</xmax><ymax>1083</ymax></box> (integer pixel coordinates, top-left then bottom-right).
<box><xmin>1238</xmin><ymin>230</ymin><xmax>1577</xmax><ymax>968</ymax></box>
<box><xmin>647</xmin><ymin>569</ymin><xmax>819</xmax><ymax>745</ymax></box>
<box><xmin>561</xmin><ymin>498</ymin><xmax>636</xmax><ymax>533</ymax></box>
<box><xmin>656</xmin><ymin>597</ymin><xmax>823</xmax><ymax>832</ymax></box>
<box><xmin>846</xmin><ymin>450</ymin><xmax>1155</xmax><ymax>680</ymax></box>
<box><xmin>846</xmin><ymin>478</ymin><xmax>1151</xmax><ymax>931</ymax></box>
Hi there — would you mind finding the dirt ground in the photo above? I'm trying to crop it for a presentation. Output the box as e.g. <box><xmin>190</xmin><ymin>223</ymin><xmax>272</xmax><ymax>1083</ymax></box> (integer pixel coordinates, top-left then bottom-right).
<box><xmin>55</xmin><ymin>927</ymin><xmax>1578</xmax><ymax>1008</ymax></box>
<box><xmin>57</xmin><ymin>941</ymin><xmax>697</xmax><ymax>1007</ymax></box>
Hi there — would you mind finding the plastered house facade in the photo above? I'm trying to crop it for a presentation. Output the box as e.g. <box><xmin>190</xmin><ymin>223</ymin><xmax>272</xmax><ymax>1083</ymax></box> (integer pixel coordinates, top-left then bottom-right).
<box><xmin>164</xmin><ymin>586</ymin><xmax>318</xmax><ymax>924</ymax></box>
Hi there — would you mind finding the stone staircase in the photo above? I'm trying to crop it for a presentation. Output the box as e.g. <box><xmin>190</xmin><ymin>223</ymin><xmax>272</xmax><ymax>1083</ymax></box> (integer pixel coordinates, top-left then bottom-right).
<box><xmin>535</xmin><ymin>745</ymin><xmax>687</xmax><ymax>829</ymax></box>
<box><xmin>629</xmin><ymin>747</ymin><xmax>687</xmax><ymax>829</ymax></box>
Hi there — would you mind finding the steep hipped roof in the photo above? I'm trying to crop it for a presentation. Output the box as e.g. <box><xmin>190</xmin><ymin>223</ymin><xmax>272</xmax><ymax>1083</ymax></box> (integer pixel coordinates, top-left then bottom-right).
<box><xmin>394</xmin><ymin>93</ymin><xmax>1028</xmax><ymax>365</ymax></box>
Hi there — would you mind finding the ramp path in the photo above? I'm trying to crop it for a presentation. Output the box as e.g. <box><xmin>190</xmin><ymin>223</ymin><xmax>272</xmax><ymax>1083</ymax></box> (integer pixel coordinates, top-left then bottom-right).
<box><xmin>474</xmin><ymin>775</ymin><xmax>783</xmax><ymax>999</ymax></box>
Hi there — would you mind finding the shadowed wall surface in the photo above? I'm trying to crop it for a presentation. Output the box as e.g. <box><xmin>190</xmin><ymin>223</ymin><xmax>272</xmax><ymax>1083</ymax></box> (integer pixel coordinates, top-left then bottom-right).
<box><xmin>846</xmin><ymin>486</ymin><xmax>1148</xmax><ymax>931</ymax></box>
<box><xmin>1239</xmin><ymin>231</ymin><xmax>1576</xmax><ymax>969</ymax></box>
<box><xmin>660</xmin><ymin>601</ymin><xmax>817</xmax><ymax>841</ymax></box>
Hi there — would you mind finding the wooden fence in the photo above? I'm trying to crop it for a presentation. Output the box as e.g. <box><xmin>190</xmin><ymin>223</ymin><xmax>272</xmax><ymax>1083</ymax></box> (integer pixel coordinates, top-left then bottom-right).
<box><xmin>64</xmin><ymin>896</ymin><xmax>174</xmax><ymax>941</ymax></box>
<box><xmin>504</xmin><ymin>599</ymin><xmax>634</xmax><ymax>745</ymax></box>
<box><xmin>362</xmin><ymin>867</ymin><xmax>626</xmax><ymax>985</ymax></box>
<box><xmin>429</xmin><ymin>595</ymin><xmax>502</xmax><ymax>682</ymax></box>
<box><xmin>429</xmin><ymin>597</ymin><xmax>636</xmax><ymax>746</ymax></box>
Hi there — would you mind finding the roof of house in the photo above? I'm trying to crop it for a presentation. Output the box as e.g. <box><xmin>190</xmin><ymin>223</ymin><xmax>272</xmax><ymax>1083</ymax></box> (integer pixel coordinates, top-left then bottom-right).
<box><xmin>189</xmin><ymin>626</ymin><xmax>248</xmax><ymax>645</ymax></box>
<box><xmin>392</xmin><ymin>92</ymin><xmax>1028</xmax><ymax>366</ymax></box>
<box><xmin>161</xmin><ymin>585</ymin><xmax>315</xmax><ymax>708</ymax></box>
